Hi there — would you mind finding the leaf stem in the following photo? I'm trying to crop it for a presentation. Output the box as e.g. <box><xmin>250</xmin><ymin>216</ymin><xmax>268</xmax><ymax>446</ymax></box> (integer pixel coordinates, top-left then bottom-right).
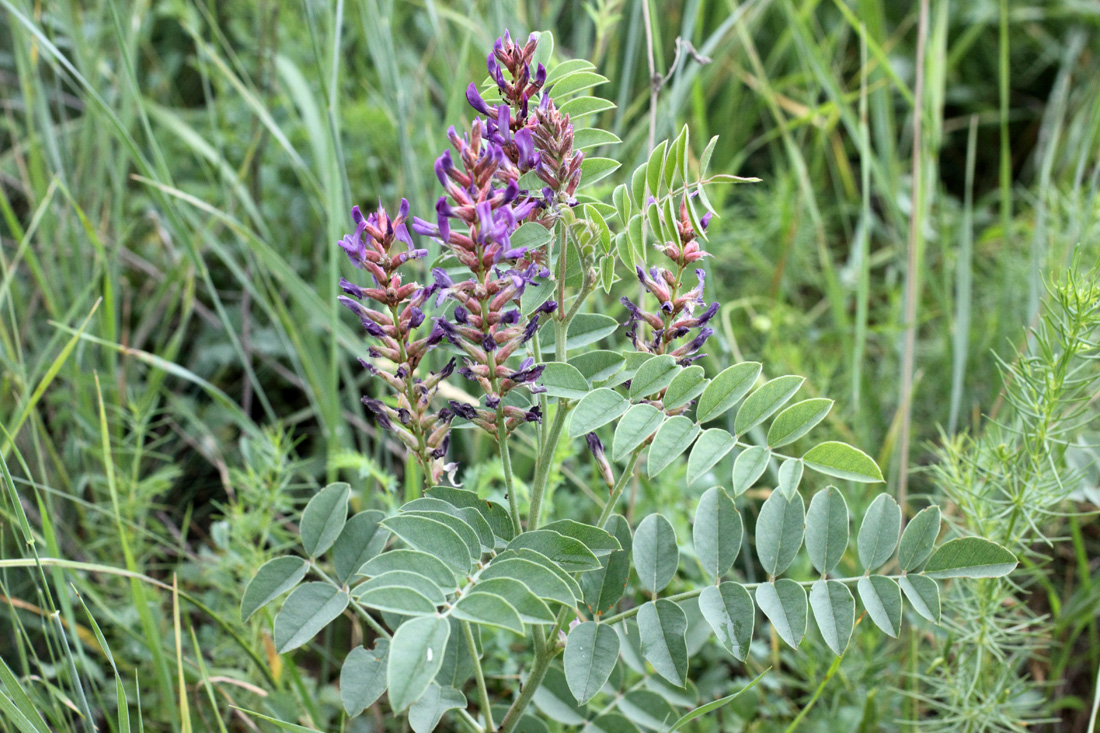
<box><xmin>596</xmin><ymin>450</ymin><xmax>642</xmax><ymax>528</ymax></box>
<box><xmin>462</xmin><ymin>620</ymin><xmax>495</xmax><ymax>732</ymax></box>
<box><xmin>527</xmin><ymin>401</ymin><xmax>570</xmax><ymax>531</ymax></box>
<box><xmin>497</xmin><ymin>628</ymin><xmax>554</xmax><ymax>733</ymax></box>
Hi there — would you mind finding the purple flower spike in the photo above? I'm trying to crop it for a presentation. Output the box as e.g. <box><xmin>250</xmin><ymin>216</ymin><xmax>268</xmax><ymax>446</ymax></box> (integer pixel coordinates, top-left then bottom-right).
<box><xmin>338</xmin><ymin>296</ymin><xmax>386</xmax><ymax>338</ymax></box>
<box><xmin>466</xmin><ymin>82</ymin><xmax>495</xmax><ymax>116</ymax></box>
<box><xmin>486</xmin><ymin>395</ymin><xmax>501</xmax><ymax>409</ymax></box>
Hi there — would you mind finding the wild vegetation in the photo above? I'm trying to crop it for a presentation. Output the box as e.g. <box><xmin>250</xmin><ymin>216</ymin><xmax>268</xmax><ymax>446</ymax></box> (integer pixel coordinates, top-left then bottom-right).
<box><xmin>0</xmin><ymin>1</ymin><xmax>1097</xmax><ymax>731</ymax></box>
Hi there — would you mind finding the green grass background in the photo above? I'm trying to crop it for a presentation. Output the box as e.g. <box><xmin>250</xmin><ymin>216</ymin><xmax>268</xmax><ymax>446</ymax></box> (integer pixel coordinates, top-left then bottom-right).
<box><xmin>1</xmin><ymin>0</ymin><xmax>1098</xmax><ymax>730</ymax></box>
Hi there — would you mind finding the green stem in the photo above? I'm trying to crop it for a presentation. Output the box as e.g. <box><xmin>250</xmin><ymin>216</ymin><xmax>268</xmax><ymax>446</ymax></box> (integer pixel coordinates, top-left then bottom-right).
<box><xmin>527</xmin><ymin>402</ymin><xmax>570</xmax><ymax>531</ymax></box>
<box><xmin>312</xmin><ymin>562</ymin><xmax>391</xmax><ymax>639</ymax></box>
<box><xmin>462</xmin><ymin>620</ymin><xmax>494</xmax><ymax>732</ymax></box>
<box><xmin>784</xmin><ymin>652</ymin><xmax>845</xmax><ymax>732</ymax></box>
<box><xmin>596</xmin><ymin>450</ymin><xmax>642</xmax><ymax>528</ymax></box>
<box><xmin>497</xmin><ymin>402</ymin><xmax>522</xmax><ymax>535</ymax></box>
<box><xmin>498</xmin><ymin>628</ymin><xmax>554</xmax><ymax>733</ymax></box>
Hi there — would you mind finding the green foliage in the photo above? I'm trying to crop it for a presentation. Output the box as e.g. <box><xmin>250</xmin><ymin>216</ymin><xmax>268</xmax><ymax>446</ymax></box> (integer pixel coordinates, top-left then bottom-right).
<box><xmin>0</xmin><ymin>1</ymin><xmax>1093</xmax><ymax>731</ymax></box>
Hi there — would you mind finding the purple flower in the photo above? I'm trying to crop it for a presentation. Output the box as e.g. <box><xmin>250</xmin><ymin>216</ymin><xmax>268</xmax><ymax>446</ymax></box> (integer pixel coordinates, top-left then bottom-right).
<box><xmin>466</xmin><ymin>82</ymin><xmax>495</xmax><ymax>116</ymax></box>
<box><xmin>500</xmin><ymin>309</ymin><xmax>521</xmax><ymax>325</ymax></box>
<box><xmin>449</xmin><ymin>401</ymin><xmax>478</xmax><ymax>421</ymax></box>
<box><xmin>522</xmin><ymin>316</ymin><xmax>541</xmax><ymax>343</ymax></box>
<box><xmin>361</xmin><ymin>398</ymin><xmax>393</xmax><ymax>430</ymax></box>
<box><xmin>408</xmin><ymin>307</ymin><xmax>425</xmax><ymax>329</ymax></box>
<box><xmin>454</xmin><ymin>306</ymin><xmax>469</xmax><ymax>324</ymax></box>
<box><xmin>338</xmin><ymin>296</ymin><xmax>387</xmax><ymax>338</ymax></box>
<box><xmin>340</xmin><ymin>277</ymin><xmax>367</xmax><ymax>299</ymax></box>
<box><xmin>585</xmin><ymin>432</ymin><xmax>605</xmax><ymax>460</ymax></box>
<box><xmin>482</xmin><ymin>333</ymin><xmax>498</xmax><ymax>352</ymax></box>
<box><xmin>515</xmin><ymin>128</ymin><xmax>539</xmax><ymax>170</ymax></box>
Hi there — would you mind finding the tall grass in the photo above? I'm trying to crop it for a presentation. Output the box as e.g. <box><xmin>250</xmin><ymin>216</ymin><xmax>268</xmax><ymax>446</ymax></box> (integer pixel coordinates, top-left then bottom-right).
<box><xmin>0</xmin><ymin>0</ymin><xmax>1097</xmax><ymax>729</ymax></box>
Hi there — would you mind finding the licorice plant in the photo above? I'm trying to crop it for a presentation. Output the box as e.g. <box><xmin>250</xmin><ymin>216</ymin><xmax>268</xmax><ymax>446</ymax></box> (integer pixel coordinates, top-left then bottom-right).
<box><xmin>242</xmin><ymin>30</ymin><xmax>1018</xmax><ymax>732</ymax></box>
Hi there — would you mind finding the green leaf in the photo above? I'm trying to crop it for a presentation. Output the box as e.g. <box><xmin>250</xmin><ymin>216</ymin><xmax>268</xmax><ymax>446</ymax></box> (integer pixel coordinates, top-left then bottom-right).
<box><xmin>564</xmin><ymin>621</ymin><xmax>620</xmax><ymax>704</ymax></box>
<box><xmin>662</xmin><ymin>366</ymin><xmax>707</xmax><ymax>410</ymax></box>
<box><xmin>580</xmin><ymin>514</ymin><xmax>633</xmax><ymax>616</ymax></box>
<box><xmin>521</xmin><ymin>275</ymin><xmax>555</xmax><ymax>315</ymax></box>
<box><xmin>231</xmin><ymin>708</ymin><xmax>321</xmax><ymax>732</ymax></box>
<box><xmin>803</xmin><ymin>441</ymin><xmax>884</xmax><ymax>483</ymax></box>
<box><xmin>857</xmin><ymin>494</ymin><xmax>902</xmax><ymax>572</ymax></box>
<box><xmin>274</xmin><ymin>582</ymin><xmax>349</xmax><ymax>653</ymax></box>
<box><xmin>697</xmin><ymin>362</ymin><xmax>761</xmax><ymax>423</ymax></box>
<box><xmin>631</xmin><ymin>160</ymin><xmax>648</xmax><ymax>208</ymax></box>
<box><xmin>755</xmin><ymin>579</ymin><xmax>807</xmax><ymax>650</ymax></box>
<box><xmin>633</xmin><ymin>513</ymin><xmax>679</xmax><ymax>593</ymax></box>
<box><xmin>584</xmin><ymin>714</ymin><xmax>639</xmax><ymax>733</ymax></box>
<box><xmin>357</xmin><ymin>550</ymin><xmax>458</xmax><ymax>592</ymax></box>
<box><xmin>647</xmin><ymin>415</ymin><xmax>701</xmax><ymax>477</ymax></box>
<box><xmin>575</xmin><ymin>127</ymin><xmax>623</xmax><ymax>151</ymax></box>
<box><xmin>409</xmin><ymin>683</ymin><xmax>466</xmax><ymax>733</ymax></box>
<box><xmin>922</xmin><ymin>537</ymin><xmax>1018</xmax><ymax>578</ymax></box>
<box><xmin>507</xmin><ymin>530</ymin><xmax>601</xmax><ymax>572</ymax></box>
<box><xmin>533</xmin><ymin>666</ymin><xmax>587</xmax><ymax>724</ymax></box>
<box><xmin>483</xmin><ymin>558</ymin><xmax>577</xmax><ymax>607</ymax></box>
<box><xmin>731</xmin><ymin>445</ymin><xmax>770</xmax><ymax>496</ymax></box>
<box><xmin>511</xmin><ymin>222</ymin><xmax>555</xmax><ymax>249</ymax></box>
<box><xmin>619</xmin><ymin>690</ymin><xmax>678</xmax><ymax>731</ymax></box>
<box><xmin>638</xmin><ymin>600</ymin><xmax>689</xmax><ymax>686</ymax></box>
<box><xmin>617</xmin><ymin>351</ymin><xmax>658</xmax><ymax>385</ymax></box>
<box><xmin>457</xmin><ymin>506</ymin><xmax>496</xmax><ymax>553</ymax></box>
<box><xmin>857</xmin><ymin>576</ymin><xmax>902</xmax><ymax>637</ymax></box>
<box><xmin>805</xmin><ymin>487</ymin><xmax>849</xmax><ymax>575</ymax></box>
<box><xmin>897</xmin><ymin>506</ymin><xmax>941</xmax><ymax>572</ymax></box>
<box><xmin>692</xmin><ymin>487</ymin><xmax>742</xmax><ymax>581</ymax></box>
<box><xmin>452</xmin><ymin>592</ymin><xmax>524</xmax><ymax>634</ymax></box>
<box><xmin>558</xmin><ymin>96</ymin><xmax>616</xmax><ymax>119</ymax></box>
<box><xmin>809</xmin><ymin>580</ymin><xmax>854</xmax><ymax>656</ymax></box>
<box><xmin>387</xmin><ymin>616</ymin><xmax>450</xmax><ymax>712</ymax></box>
<box><xmin>666</xmin><ymin>669</ymin><xmax>769</xmax><ymax>731</ymax></box>
<box><xmin>698</xmin><ymin>583</ymin><xmax>754</xmax><ymax>661</ymax></box>
<box><xmin>767</xmin><ymin>398</ymin><xmax>834</xmax><ymax>448</ymax></box>
<box><xmin>570</xmin><ymin>388</ymin><xmax>630</xmax><ymax>438</ymax></box>
<box><xmin>497</xmin><ymin>549</ymin><xmax>584</xmax><ymax>601</ymax></box>
<box><xmin>545</xmin><ymin>58</ymin><xmax>596</xmax><ymax>85</ymax></box>
<box><xmin>580</xmin><ymin>157</ymin><xmax>622</xmax><ymax>188</ymax></box>
<box><xmin>356</xmin><ymin>570</ymin><xmax>445</xmax><ymax>605</ymax></box>
<box><xmin>241</xmin><ymin>556</ymin><xmax>308</xmax><ymax>622</ymax></box>
<box><xmin>538</xmin><ymin>362</ymin><xmax>591</xmax><ymax>400</ymax></box>
<box><xmin>899</xmin><ymin>575</ymin><xmax>941</xmax><ymax>623</ymax></box>
<box><xmin>332</xmin><ymin>510</ymin><xmax>388</xmax><ymax>583</ymax></box>
<box><xmin>734</xmin><ymin>376</ymin><xmax>804</xmax><ymax>435</ymax></box>
<box><xmin>755</xmin><ymin>490</ymin><xmax>805</xmax><ymax>577</ymax></box>
<box><xmin>381</xmin><ymin>514</ymin><xmax>474</xmax><ymax>574</ymax></box>
<box><xmin>646</xmin><ymin>141</ymin><xmax>669</xmax><ymax>196</ymax></box>
<box><xmin>340</xmin><ymin>640</ymin><xmax>389</xmax><ymax>717</ymax></box>
<box><xmin>686</xmin><ymin>429</ymin><xmax>736</xmax><ymax>484</ymax></box>
<box><xmin>300</xmin><ymin>482</ymin><xmax>351</xmax><ymax>557</ymax></box>
<box><xmin>612</xmin><ymin>404</ymin><xmax>665</xmax><ymax>462</ymax></box>
<box><xmin>552</xmin><ymin>71</ymin><xmax>610</xmax><ymax>96</ymax></box>
<box><xmin>700</xmin><ymin>135</ymin><xmax>720</xmax><ymax>177</ymax></box>
<box><xmin>540</xmin><ymin>519</ymin><xmax>621</xmax><ymax>555</ymax></box>
<box><xmin>354</xmin><ymin>585</ymin><xmax>437</xmax><ymax>617</ymax></box>
<box><xmin>427</xmin><ymin>486</ymin><xmax>515</xmax><ymax>544</ymax></box>
<box><xmin>629</xmin><ymin>354</ymin><xmax>680</xmax><ymax>399</ymax></box>
<box><xmin>402</xmin><ymin>510</ymin><xmax>481</xmax><ymax>563</ymax></box>
<box><xmin>585</xmin><ymin>205</ymin><xmax>613</xmax><ymax>253</ymax></box>
<box><xmin>777</xmin><ymin>458</ymin><xmax>804</xmax><ymax>498</ymax></box>
<box><xmin>569</xmin><ymin>351</ymin><xmax>626</xmax><ymax>385</ymax></box>
<box><xmin>542</xmin><ymin>313</ymin><xmax>620</xmax><ymax>352</ymax></box>
<box><xmin>470</xmin><ymin>578</ymin><xmax>554</xmax><ymax>625</ymax></box>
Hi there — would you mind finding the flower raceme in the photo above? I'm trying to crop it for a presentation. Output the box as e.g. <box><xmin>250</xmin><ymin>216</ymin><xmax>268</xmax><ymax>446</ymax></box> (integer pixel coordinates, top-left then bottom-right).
<box><xmin>340</xmin><ymin>30</ymin><xmax>576</xmax><ymax>483</ymax></box>
<box><xmin>622</xmin><ymin>195</ymin><xmax>719</xmax><ymax>366</ymax></box>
